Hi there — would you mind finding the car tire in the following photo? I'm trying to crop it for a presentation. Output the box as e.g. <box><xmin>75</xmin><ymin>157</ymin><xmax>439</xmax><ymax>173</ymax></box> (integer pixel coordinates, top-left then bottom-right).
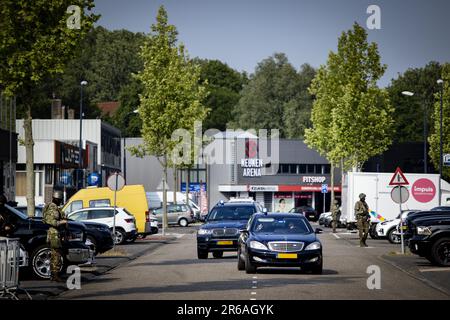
<box><xmin>245</xmin><ymin>253</ymin><xmax>257</xmax><ymax>274</ymax></box>
<box><xmin>31</xmin><ymin>245</ymin><xmax>64</xmax><ymax>280</ymax></box>
<box><xmin>387</xmin><ymin>228</ymin><xmax>400</xmax><ymax>244</ymax></box>
<box><xmin>237</xmin><ymin>251</ymin><xmax>245</xmax><ymax>271</ymax></box>
<box><xmin>197</xmin><ymin>249</ymin><xmax>208</xmax><ymax>259</ymax></box>
<box><xmin>212</xmin><ymin>251</ymin><xmax>224</xmax><ymax>259</ymax></box>
<box><xmin>113</xmin><ymin>228</ymin><xmax>126</xmax><ymax>245</ymax></box>
<box><xmin>429</xmin><ymin>237</ymin><xmax>450</xmax><ymax>266</ymax></box>
<box><xmin>310</xmin><ymin>260</ymin><xmax>323</xmax><ymax>274</ymax></box>
<box><xmin>178</xmin><ymin>218</ymin><xmax>188</xmax><ymax>227</ymax></box>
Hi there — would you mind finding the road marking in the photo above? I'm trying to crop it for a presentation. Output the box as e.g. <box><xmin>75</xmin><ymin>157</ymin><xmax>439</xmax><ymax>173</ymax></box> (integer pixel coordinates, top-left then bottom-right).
<box><xmin>251</xmin><ymin>292</ymin><xmax>257</xmax><ymax>295</ymax></box>
<box><xmin>419</xmin><ymin>268</ymin><xmax>450</xmax><ymax>272</ymax></box>
<box><xmin>250</xmin><ymin>298</ymin><xmax>257</xmax><ymax>300</ymax></box>
<box><xmin>332</xmin><ymin>233</ymin><xmax>340</xmax><ymax>239</ymax></box>
<box><xmin>252</xmin><ymin>276</ymin><xmax>258</xmax><ymax>279</ymax></box>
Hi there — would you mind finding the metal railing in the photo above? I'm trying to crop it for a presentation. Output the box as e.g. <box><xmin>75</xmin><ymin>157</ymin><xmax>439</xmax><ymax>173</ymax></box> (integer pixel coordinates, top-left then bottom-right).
<box><xmin>0</xmin><ymin>237</ymin><xmax>31</xmax><ymax>300</ymax></box>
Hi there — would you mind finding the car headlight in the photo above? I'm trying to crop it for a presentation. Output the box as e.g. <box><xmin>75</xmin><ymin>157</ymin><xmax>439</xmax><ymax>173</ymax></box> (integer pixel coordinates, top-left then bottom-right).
<box><xmin>249</xmin><ymin>241</ymin><xmax>268</xmax><ymax>250</ymax></box>
<box><xmin>198</xmin><ymin>229</ymin><xmax>213</xmax><ymax>235</ymax></box>
<box><xmin>67</xmin><ymin>231</ymin><xmax>84</xmax><ymax>242</ymax></box>
<box><xmin>305</xmin><ymin>241</ymin><xmax>321</xmax><ymax>250</ymax></box>
<box><xmin>417</xmin><ymin>226</ymin><xmax>432</xmax><ymax>236</ymax></box>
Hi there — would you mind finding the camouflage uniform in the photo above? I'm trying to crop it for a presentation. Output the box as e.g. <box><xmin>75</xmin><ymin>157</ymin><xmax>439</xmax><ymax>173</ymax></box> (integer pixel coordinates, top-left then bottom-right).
<box><xmin>0</xmin><ymin>195</ymin><xmax>11</xmax><ymax>237</ymax></box>
<box><xmin>355</xmin><ymin>194</ymin><xmax>370</xmax><ymax>247</ymax></box>
<box><xmin>43</xmin><ymin>202</ymin><xmax>65</xmax><ymax>279</ymax></box>
<box><xmin>331</xmin><ymin>200</ymin><xmax>341</xmax><ymax>233</ymax></box>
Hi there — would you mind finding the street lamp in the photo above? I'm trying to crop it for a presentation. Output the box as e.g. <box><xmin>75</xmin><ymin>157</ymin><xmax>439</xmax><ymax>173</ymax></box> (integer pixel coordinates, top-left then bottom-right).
<box><xmin>79</xmin><ymin>80</ymin><xmax>88</xmax><ymax>189</ymax></box>
<box><xmin>437</xmin><ymin>79</ymin><xmax>444</xmax><ymax>205</ymax></box>
<box><xmin>401</xmin><ymin>90</ymin><xmax>427</xmax><ymax>173</ymax></box>
<box><xmin>123</xmin><ymin>109</ymin><xmax>139</xmax><ymax>181</ymax></box>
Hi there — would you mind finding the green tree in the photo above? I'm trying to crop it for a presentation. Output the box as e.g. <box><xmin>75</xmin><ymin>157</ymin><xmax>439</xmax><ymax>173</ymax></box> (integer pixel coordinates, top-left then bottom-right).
<box><xmin>113</xmin><ymin>78</ymin><xmax>143</xmax><ymax>137</ymax></box>
<box><xmin>387</xmin><ymin>62</ymin><xmax>442</xmax><ymax>143</ymax></box>
<box><xmin>131</xmin><ymin>6</ymin><xmax>208</xmax><ymax>231</ymax></box>
<box><xmin>0</xmin><ymin>0</ymin><xmax>97</xmax><ymax>216</ymax></box>
<box><xmin>429</xmin><ymin>63</ymin><xmax>450</xmax><ymax>180</ymax></box>
<box><xmin>305</xmin><ymin>23</ymin><xmax>393</xmax><ymax>206</ymax></box>
<box><xmin>194</xmin><ymin>59</ymin><xmax>247</xmax><ymax>131</ymax></box>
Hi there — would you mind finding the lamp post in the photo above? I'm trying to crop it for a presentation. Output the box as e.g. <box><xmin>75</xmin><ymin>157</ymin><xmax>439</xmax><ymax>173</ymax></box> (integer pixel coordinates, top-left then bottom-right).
<box><xmin>79</xmin><ymin>80</ymin><xmax>88</xmax><ymax>189</ymax></box>
<box><xmin>402</xmin><ymin>91</ymin><xmax>428</xmax><ymax>173</ymax></box>
<box><xmin>123</xmin><ymin>109</ymin><xmax>139</xmax><ymax>181</ymax></box>
<box><xmin>437</xmin><ymin>79</ymin><xmax>444</xmax><ymax>205</ymax></box>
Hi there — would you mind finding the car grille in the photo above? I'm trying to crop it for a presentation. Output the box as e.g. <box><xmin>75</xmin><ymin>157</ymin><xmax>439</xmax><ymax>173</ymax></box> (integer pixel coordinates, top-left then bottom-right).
<box><xmin>212</xmin><ymin>228</ymin><xmax>239</xmax><ymax>237</ymax></box>
<box><xmin>267</xmin><ymin>241</ymin><xmax>304</xmax><ymax>252</ymax></box>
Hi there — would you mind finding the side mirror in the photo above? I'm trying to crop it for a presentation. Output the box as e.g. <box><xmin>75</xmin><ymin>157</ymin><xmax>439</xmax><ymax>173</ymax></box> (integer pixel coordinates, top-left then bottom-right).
<box><xmin>315</xmin><ymin>228</ymin><xmax>323</xmax><ymax>234</ymax></box>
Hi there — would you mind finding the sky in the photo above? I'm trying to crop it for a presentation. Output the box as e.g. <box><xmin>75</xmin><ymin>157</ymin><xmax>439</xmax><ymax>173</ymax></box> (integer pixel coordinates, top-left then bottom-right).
<box><xmin>93</xmin><ymin>0</ymin><xmax>450</xmax><ymax>87</ymax></box>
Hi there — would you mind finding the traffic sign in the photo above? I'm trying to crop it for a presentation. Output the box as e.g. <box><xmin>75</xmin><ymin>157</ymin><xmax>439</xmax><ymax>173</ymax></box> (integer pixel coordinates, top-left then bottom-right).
<box><xmin>391</xmin><ymin>186</ymin><xmax>409</xmax><ymax>204</ymax></box>
<box><xmin>87</xmin><ymin>172</ymin><xmax>101</xmax><ymax>186</ymax></box>
<box><xmin>321</xmin><ymin>184</ymin><xmax>328</xmax><ymax>194</ymax></box>
<box><xmin>60</xmin><ymin>172</ymin><xmax>72</xmax><ymax>186</ymax></box>
<box><xmin>444</xmin><ymin>154</ymin><xmax>450</xmax><ymax>167</ymax></box>
<box><xmin>389</xmin><ymin>167</ymin><xmax>409</xmax><ymax>186</ymax></box>
<box><xmin>107</xmin><ymin>173</ymin><xmax>125</xmax><ymax>192</ymax></box>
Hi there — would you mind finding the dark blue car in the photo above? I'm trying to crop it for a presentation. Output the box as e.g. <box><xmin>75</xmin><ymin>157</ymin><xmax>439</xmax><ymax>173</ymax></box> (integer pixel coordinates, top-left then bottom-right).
<box><xmin>238</xmin><ymin>213</ymin><xmax>323</xmax><ymax>274</ymax></box>
<box><xmin>197</xmin><ymin>202</ymin><xmax>262</xmax><ymax>259</ymax></box>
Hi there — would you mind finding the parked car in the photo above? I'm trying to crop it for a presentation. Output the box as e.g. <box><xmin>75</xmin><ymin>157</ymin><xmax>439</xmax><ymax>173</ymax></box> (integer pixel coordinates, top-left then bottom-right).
<box><xmin>17</xmin><ymin>205</ymin><xmax>115</xmax><ymax>253</ymax></box>
<box><xmin>67</xmin><ymin>207</ymin><xmax>138</xmax><ymax>245</ymax></box>
<box><xmin>431</xmin><ymin>206</ymin><xmax>450</xmax><ymax>211</ymax></box>
<box><xmin>318</xmin><ymin>212</ymin><xmax>332</xmax><ymax>225</ymax></box>
<box><xmin>152</xmin><ymin>204</ymin><xmax>194</xmax><ymax>227</ymax></box>
<box><xmin>403</xmin><ymin>210</ymin><xmax>450</xmax><ymax>240</ymax></box>
<box><xmin>63</xmin><ymin>185</ymin><xmax>153</xmax><ymax>238</ymax></box>
<box><xmin>197</xmin><ymin>201</ymin><xmax>263</xmax><ymax>259</ymax></box>
<box><xmin>375</xmin><ymin>210</ymin><xmax>419</xmax><ymax>244</ymax></box>
<box><xmin>3</xmin><ymin>204</ymin><xmax>90</xmax><ymax>279</ymax></box>
<box><xmin>408</xmin><ymin>214</ymin><xmax>450</xmax><ymax>266</ymax></box>
<box><xmin>238</xmin><ymin>213</ymin><xmax>323</xmax><ymax>274</ymax></box>
<box><xmin>289</xmin><ymin>206</ymin><xmax>318</xmax><ymax>221</ymax></box>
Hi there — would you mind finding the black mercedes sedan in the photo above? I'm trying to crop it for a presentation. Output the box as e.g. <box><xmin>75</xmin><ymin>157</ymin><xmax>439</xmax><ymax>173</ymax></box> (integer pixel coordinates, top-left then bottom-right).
<box><xmin>237</xmin><ymin>213</ymin><xmax>323</xmax><ymax>274</ymax></box>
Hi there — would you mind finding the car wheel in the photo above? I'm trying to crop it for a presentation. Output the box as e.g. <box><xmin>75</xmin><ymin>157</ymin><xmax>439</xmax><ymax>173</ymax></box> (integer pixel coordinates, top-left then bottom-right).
<box><xmin>113</xmin><ymin>228</ymin><xmax>126</xmax><ymax>245</ymax></box>
<box><xmin>245</xmin><ymin>253</ymin><xmax>257</xmax><ymax>274</ymax></box>
<box><xmin>197</xmin><ymin>249</ymin><xmax>208</xmax><ymax>259</ymax></box>
<box><xmin>212</xmin><ymin>251</ymin><xmax>223</xmax><ymax>259</ymax></box>
<box><xmin>178</xmin><ymin>218</ymin><xmax>188</xmax><ymax>227</ymax></box>
<box><xmin>310</xmin><ymin>259</ymin><xmax>323</xmax><ymax>274</ymax></box>
<box><xmin>86</xmin><ymin>235</ymin><xmax>97</xmax><ymax>254</ymax></box>
<box><xmin>31</xmin><ymin>245</ymin><xmax>63</xmax><ymax>280</ymax></box>
<box><xmin>387</xmin><ymin>228</ymin><xmax>400</xmax><ymax>244</ymax></box>
<box><xmin>237</xmin><ymin>250</ymin><xmax>245</xmax><ymax>271</ymax></box>
<box><xmin>430</xmin><ymin>237</ymin><xmax>450</xmax><ymax>266</ymax></box>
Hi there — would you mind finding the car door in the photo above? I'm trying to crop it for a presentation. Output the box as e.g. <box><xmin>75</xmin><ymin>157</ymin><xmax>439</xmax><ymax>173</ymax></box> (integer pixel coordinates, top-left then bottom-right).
<box><xmin>87</xmin><ymin>209</ymin><xmax>114</xmax><ymax>228</ymax></box>
<box><xmin>167</xmin><ymin>205</ymin><xmax>179</xmax><ymax>224</ymax></box>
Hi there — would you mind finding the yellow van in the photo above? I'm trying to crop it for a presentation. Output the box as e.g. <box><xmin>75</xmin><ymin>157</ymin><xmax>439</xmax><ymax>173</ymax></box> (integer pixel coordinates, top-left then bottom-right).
<box><xmin>62</xmin><ymin>185</ymin><xmax>153</xmax><ymax>237</ymax></box>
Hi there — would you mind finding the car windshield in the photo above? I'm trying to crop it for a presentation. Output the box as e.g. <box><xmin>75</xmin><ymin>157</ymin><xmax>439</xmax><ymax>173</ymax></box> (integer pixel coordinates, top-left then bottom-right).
<box><xmin>251</xmin><ymin>216</ymin><xmax>312</xmax><ymax>234</ymax></box>
<box><xmin>207</xmin><ymin>206</ymin><xmax>255</xmax><ymax>221</ymax></box>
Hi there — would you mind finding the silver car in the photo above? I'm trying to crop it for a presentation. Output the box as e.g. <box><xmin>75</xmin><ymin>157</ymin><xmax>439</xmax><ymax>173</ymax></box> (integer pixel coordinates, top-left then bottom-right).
<box><xmin>152</xmin><ymin>204</ymin><xmax>194</xmax><ymax>227</ymax></box>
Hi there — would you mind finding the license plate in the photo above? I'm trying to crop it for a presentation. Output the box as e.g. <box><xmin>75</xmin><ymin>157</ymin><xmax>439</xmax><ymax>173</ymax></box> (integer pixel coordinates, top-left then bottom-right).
<box><xmin>277</xmin><ymin>253</ymin><xmax>297</xmax><ymax>259</ymax></box>
<box><xmin>217</xmin><ymin>241</ymin><xmax>233</xmax><ymax>245</ymax></box>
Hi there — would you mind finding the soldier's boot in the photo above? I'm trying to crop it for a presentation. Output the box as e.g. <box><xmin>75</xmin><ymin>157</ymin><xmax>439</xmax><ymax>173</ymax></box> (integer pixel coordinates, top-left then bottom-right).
<box><xmin>360</xmin><ymin>240</ymin><xmax>366</xmax><ymax>247</ymax></box>
<box><xmin>50</xmin><ymin>273</ymin><xmax>65</xmax><ymax>283</ymax></box>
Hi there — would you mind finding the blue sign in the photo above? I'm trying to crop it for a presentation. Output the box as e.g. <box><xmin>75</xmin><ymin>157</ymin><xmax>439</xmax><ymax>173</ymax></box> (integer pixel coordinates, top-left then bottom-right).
<box><xmin>87</xmin><ymin>172</ymin><xmax>101</xmax><ymax>186</ymax></box>
<box><xmin>181</xmin><ymin>183</ymin><xmax>207</xmax><ymax>192</ymax></box>
<box><xmin>321</xmin><ymin>184</ymin><xmax>328</xmax><ymax>194</ymax></box>
<box><xmin>60</xmin><ymin>173</ymin><xmax>72</xmax><ymax>186</ymax></box>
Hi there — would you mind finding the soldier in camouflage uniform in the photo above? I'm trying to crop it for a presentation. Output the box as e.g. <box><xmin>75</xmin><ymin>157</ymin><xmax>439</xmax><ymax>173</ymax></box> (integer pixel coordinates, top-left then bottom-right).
<box><xmin>0</xmin><ymin>194</ymin><xmax>12</xmax><ymax>237</ymax></box>
<box><xmin>355</xmin><ymin>193</ymin><xmax>370</xmax><ymax>247</ymax></box>
<box><xmin>42</xmin><ymin>190</ymin><xmax>67</xmax><ymax>282</ymax></box>
<box><xmin>331</xmin><ymin>199</ymin><xmax>341</xmax><ymax>233</ymax></box>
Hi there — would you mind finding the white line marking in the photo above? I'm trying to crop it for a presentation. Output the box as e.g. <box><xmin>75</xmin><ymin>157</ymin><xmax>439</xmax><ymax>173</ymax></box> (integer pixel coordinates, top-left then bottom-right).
<box><xmin>251</xmin><ymin>292</ymin><xmax>257</xmax><ymax>295</ymax></box>
<box><xmin>420</xmin><ymin>268</ymin><xmax>450</xmax><ymax>272</ymax></box>
<box><xmin>252</xmin><ymin>276</ymin><xmax>258</xmax><ymax>279</ymax></box>
<box><xmin>332</xmin><ymin>233</ymin><xmax>340</xmax><ymax>239</ymax></box>
<box><xmin>250</xmin><ymin>298</ymin><xmax>257</xmax><ymax>300</ymax></box>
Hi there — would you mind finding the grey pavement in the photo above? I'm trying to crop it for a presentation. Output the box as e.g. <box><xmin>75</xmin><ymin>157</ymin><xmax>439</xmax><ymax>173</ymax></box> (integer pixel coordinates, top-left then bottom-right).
<box><xmin>58</xmin><ymin>224</ymin><xmax>450</xmax><ymax>300</ymax></box>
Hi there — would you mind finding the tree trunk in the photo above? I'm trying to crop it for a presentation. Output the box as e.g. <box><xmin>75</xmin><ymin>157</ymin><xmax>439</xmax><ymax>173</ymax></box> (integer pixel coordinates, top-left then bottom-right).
<box><xmin>330</xmin><ymin>162</ymin><xmax>335</xmax><ymax>210</ymax></box>
<box><xmin>163</xmin><ymin>159</ymin><xmax>168</xmax><ymax>233</ymax></box>
<box><xmin>24</xmin><ymin>107</ymin><xmax>35</xmax><ymax>217</ymax></box>
<box><xmin>173</xmin><ymin>165</ymin><xmax>177</xmax><ymax>205</ymax></box>
<box><xmin>185</xmin><ymin>167</ymin><xmax>190</xmax><ymax>206</ymax></box>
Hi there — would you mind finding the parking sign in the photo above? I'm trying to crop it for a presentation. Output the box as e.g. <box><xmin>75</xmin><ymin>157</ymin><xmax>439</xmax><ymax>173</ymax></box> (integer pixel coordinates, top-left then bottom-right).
<box><xmin>321</xmin><ymin>184</ymin><xmax>328</xmax><ymax>193</ymax></box>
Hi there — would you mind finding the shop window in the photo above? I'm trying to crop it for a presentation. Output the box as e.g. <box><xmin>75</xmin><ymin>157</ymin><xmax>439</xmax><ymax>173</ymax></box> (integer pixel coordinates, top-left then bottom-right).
<box><xmin>45</xmin><ymin>165</ymin><xmax>53</xmax><ymax>185</ymax></box>
<box><xmin>290</xmin><ymin>164</ymin><xmax>297</xmax><ymax>174</ymax></box>
<box><xmin>307</xmin><ymin>164</ymin><xmax>315</xmax><ymax>173</ymax></box>
<box><xmin>281</xmin><ymin>164</ymin><xmax>290</xmax><ymax>174</ymax></box>
<box><xmin>298</xmin><ymin>164</ymin><xmax>306</xmax><ymax>174</ymax></box>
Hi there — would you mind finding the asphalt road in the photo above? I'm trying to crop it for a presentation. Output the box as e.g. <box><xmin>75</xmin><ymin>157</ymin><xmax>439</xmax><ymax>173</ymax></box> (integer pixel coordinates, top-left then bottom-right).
<box><xmin>58</xmin><ymin>224</ymin><xmax>450</xmax><ymax>300</ymax></box>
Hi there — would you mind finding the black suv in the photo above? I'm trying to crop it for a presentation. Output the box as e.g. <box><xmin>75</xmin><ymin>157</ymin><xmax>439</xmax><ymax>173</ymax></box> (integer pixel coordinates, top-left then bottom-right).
<box><xmin>289</xmin><ymin>206</ymin><xmax>318</xmax><ymax>222</ymax></box>
<box><xmin>408</xmin><ymin>213</ymin><xmax>450</xmax><ymax>266</ymax></box>
<box><xmin>3</xmin><ymin>204</ymin><xmax>91</xmax><ymax>279</ymax></box>
<box><xmin>197</xmin><ymin>202</ymin><xmax>262</xmax><ymax>259</ymax></box>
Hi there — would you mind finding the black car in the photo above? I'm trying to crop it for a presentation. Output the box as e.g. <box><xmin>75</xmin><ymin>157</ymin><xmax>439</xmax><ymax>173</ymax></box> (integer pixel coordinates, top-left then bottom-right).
<box><xmin>403</xmin><ymin>210</ymin><xmax>450</xmax><ymax>239</ymax></box>
<box><xmin>3</xmin><ymin>204</ymin><xmax>90</xmax><ymax>279</ymax></box>
<box><xmin>16</xmin><ymin>205</ymin><xmax>114</xmax><ymax>255</ymax></box>
<box><xmin>289</xmin><ymin>206</ymin><xmax>318</xmax><ymax>221</ymax></box>
<box><xmin>238</xmin><ymin>213</ymin><xmax>323</xmax><ymax>274</ymax></box>
<box><xmin>408</xmin><ymin>214</ymin><xmax>450</xmax><ymax>266</ymax></box>
<box><xmin>197</xmin><ymin>202</ymin><xmax>262</xmax><ymax>259</ymax></box>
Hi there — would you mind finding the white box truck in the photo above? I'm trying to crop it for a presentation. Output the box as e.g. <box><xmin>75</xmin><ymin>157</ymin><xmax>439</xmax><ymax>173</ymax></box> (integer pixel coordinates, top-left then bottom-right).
<box><xmin>341</xmin><ymin>171</ymin><xmax>449</xmax><ymax>226</ymax></box>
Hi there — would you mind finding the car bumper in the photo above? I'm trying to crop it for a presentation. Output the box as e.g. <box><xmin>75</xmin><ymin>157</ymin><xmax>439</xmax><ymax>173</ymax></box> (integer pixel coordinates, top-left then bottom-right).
<box><xmin>126</xmin><ymin>229</ymin><xmax>138</xmax><ymax>240</ymax></box>
<box><xmin>409</xmin><ymin>236</ymin><xmax>432</xmax><ymax>256</ymax></box>
<box><xmin>64</xmin><ymin>243</ymin><xmax>91</xmax><ymax>264</ymax></box>
<box><xmin>197</xmin><ymin>236</ymin><xmax>239</xmax><ymax>251</ymax></box>
<box><xmin>247</xmin><ymin>248</ymin><xmax>322</xmax><ymax>267</ymax></box>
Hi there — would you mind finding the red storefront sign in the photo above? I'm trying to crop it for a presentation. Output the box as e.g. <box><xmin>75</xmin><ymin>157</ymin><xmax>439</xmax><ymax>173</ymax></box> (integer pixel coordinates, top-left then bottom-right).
<box><xmin>278</xmin><ymin>185</ymin><xmax>341</xmax><ymax>192</ymax></box>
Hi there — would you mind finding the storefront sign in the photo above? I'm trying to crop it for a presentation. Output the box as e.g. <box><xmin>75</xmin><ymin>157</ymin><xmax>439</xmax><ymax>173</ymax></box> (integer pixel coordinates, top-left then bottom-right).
<box><xmin>302</xmin><ymin>176</ymin><xmax>326</xmax><ymax>184</ymax></box>
<box><xmin>412</xmin><ymin>178</ymin><xmax>436</xmax><ymax>203</ymax></box>
<box><xmin>248</xmin><ymin>185</ymin><xmax>278</xmax><ymax>192</ymax></box>
<box><xmin>241</xmin><ymin>158</ymin><xmax>264</xmax><ymax>177</ymax></box>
